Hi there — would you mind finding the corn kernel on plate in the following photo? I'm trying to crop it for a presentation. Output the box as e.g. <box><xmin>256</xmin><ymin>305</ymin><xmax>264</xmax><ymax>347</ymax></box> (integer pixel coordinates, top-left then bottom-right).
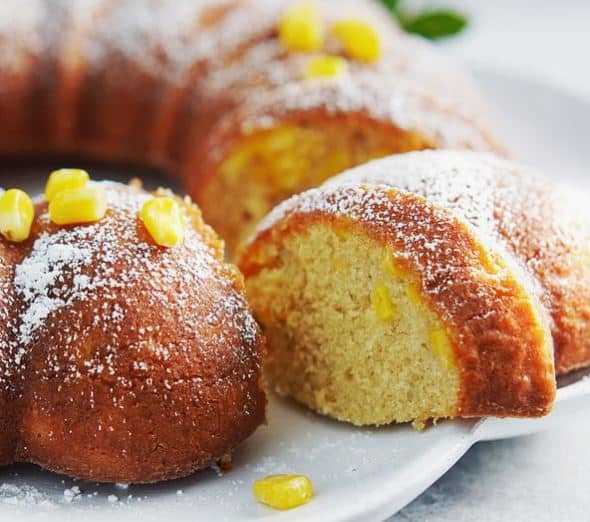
<box><xmin>1</xmin><ymin>68</ymin><xmax>589</xmax><ymax>522</ymax></box>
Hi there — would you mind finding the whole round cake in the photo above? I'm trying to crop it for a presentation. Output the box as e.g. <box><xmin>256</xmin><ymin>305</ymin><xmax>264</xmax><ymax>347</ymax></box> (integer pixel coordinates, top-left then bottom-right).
<box><xmin>1</xmin><ymin>0</ymin><xmax>574</xmax><ymax>486</ymax></box>
<box><xmin>239</xmin><ymin>150</ymin><xmax>590</xmax><ymax>427</ymax></box>
<box><xmin>0</xmin><ymin>0</ymin><xmax>505</xmax><ymax>252</ymax></box>
<box><xmin>0</xmin><ymin>175</ymin><xmax>266</xmax><ymax>483</ymax></box>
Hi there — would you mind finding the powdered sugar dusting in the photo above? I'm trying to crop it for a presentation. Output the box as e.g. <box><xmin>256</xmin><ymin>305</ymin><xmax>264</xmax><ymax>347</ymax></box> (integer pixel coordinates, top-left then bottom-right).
<box><xmin>326</xmin><ymin>150</ymin><xmax>513</xmax><ymax>235</ymax></box>
<box><xmin>55</xmin><ymin>0</ymin><xmax>502</xmax><ymax>168</ymax></box>
<box><xmin>0</xmin><ymin>0</ymin><xmax>45</xmax><ymax>73</ymax></box>
<box><xmin>202</xmin><ymin>0</ymin><xmax>501</xmax><ymax>153</ymax></box>
<box><xmin>63</xmin><ymin>485</ymin><xmax>81</xmax><ymax>503</ymax></box>
<box><xmin>0</xmin><ymin>483</ymin><xmax>55</xmax><ymax>507</ymax></box>
<box><xmin>258</xmin><ymin>149</ymin><xmax>581</xmax><ymax>257</ymax></box>
<box><xmin>325</xmin><ymin>150</ymin><xmax>589</xmax><ymax>292</ymax></box>
<box><xmin>2</xmin><ymin>181</ymin><xmax>262</xmax><ymax>404</ymax></box>
<box><xmin>255</xmin><ymin>182</ymin><xmax>396</xmax><ymax>240</ymax></box>
<box><xmin>15</xmin><ymin>241</ymin><xmax>93</xmax><ymax>348</ymax></box>
<box><xmin>84</xmin><ymin>0</ymin><xmax>283</xmax><ymax>84</ymax></box>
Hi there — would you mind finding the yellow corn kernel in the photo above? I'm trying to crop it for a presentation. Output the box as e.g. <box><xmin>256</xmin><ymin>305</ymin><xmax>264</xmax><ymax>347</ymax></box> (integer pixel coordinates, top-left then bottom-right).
<box><xmin>0</xmin><ymin>189</ymin><xmax>34</xmax><ymax>242</ymax></box>
<box><xmin>479</xmin><ymin>248</ymin><xmax>502</xmax><ymax>275</ymax></box>
<box><xmin>332</xmin><ymin>226</ymin><xmax>348</xmax><ymax>241</ymax></box>
<box><xmin>405</xmin><ymin>284</ymin><xmax>422</xmax><ymax>306</ymax></box>
<box><xmin>279</xmin><ymin>2</ymin><xmax>324</xmax><ymax>52</ymax></box>
<box><xmin>371</xmin><ymin>282</ymin><xmax>396</xmax><ymax>321</ymax></box>
<box><xmin>253</xmin><ymin>474</ymin><xmax>313</xmax><ymax>510</ymax></box>
<box><xmin>48</xmin><ymin>185</ymin><xmax>107</xmax><ymax>225</ymax></box>
<box><xmin>263</xmin><ymin>126</ymin><xmax>299</xmax><ymax>152</ymax></box>
<box><xmin>140</xmin><ymin>196</ymin><xmax>185</xmax><ymax>247</ymax></box>
<box><xmin>381</xmin><ymin>248</ymin><xmax>403</xmax><ymax>278</ymax></box>
<box><xmin>429</xmin><ymin>328</ymin><xmax>455</xmax><ymax>368</ymax></box>
<box><xmin>304</xmin><ymin>54</ymin><xmax>348</xmax><ymax>79</ymax></box>
<box><xmin>45</xmin><ymin>168</ymin><xmax>90</xmax><ymax>202</ymax></box>
<box><xmin>219</xmin><ymin>146</ymin><xmax>252</xmax><ymax>182</ymax></box>
<box><xmin>331</xmin><ymin>19</ymin><xmax>381</xmax><ymax>62</ymax></box>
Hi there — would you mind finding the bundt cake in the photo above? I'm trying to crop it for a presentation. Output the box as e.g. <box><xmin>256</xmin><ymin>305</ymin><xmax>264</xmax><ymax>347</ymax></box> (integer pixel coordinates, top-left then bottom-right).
<box><xmin>237</xmin><ymin>150</ymin><xmax>590</xmax><ymax>426</ymax></box>
<box><xmin>0</xmin><ymin>173</ymin><xmax>265</xmax><ymax>483</ymax></box>
<box><xmin>0</xmin><ymin>0</ymin><xmax>505</xmax><ymax>253</ymax></box>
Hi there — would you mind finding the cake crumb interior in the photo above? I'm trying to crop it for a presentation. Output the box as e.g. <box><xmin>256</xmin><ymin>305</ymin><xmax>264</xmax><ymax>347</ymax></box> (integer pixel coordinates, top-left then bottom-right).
<box><xmin>245</xmin><ymin>222</ymin><xmax>459</xmax><ymax>426</ymax></box>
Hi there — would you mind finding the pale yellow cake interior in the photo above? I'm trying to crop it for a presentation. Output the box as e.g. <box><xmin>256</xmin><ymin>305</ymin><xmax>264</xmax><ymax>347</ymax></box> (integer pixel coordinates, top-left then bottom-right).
<box><xmin>244</xmin><ymin>223</ymin><xmax>460</xmax><ymax>427</ymax></box>
<box><xmin>199</xmin><ymin>123</ymin><xmax>429</xmax><ymax>254</ymax></box>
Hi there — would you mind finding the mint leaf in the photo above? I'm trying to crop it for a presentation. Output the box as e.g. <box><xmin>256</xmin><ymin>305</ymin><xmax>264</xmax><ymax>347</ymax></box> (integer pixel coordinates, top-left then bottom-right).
<box><xmin>379</xmin><ymin>0</ymin><xmax>399</xmax><ymax>11</ymax></box>
<box><xmin>400</xmin><ymin>10</ymin><xmax>468</xmax><ymax>39</ymax></box>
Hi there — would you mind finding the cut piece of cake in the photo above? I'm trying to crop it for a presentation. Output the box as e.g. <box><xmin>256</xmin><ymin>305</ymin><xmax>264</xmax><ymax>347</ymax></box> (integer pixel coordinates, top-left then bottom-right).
<box><xmin>238</xmin><ymin>151</ymin><xmax>573</xmax><ymax>426</ymax></box>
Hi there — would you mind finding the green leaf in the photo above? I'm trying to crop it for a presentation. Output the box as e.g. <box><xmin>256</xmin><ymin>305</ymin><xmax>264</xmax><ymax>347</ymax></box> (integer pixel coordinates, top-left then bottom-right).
<box><xmin>378</xmin><ymin>0</ymin><xmax>399</xmax><ymax>13</ymax></box>
<box><xmin>400</xmin><ymin>10</ymin><xmax>468</xmax><ymax>40</ymax></box>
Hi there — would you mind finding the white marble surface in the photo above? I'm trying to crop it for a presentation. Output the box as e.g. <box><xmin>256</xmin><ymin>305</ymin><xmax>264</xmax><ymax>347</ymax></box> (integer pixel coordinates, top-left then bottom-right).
<box><xmin>392</xmin><ymin>2</ymin><xmax>590</xmax><ymax>520</ymax></box>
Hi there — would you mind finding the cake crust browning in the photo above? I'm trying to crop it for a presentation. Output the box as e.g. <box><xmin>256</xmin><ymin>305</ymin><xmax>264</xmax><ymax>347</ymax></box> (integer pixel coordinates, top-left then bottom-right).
<box><xmin>241</xmin><ymin>183</ymin><xmax>556</xmax><ymax>420</ymax></box>
<box><xmin>0</xmin><ymin>182</ymin><xmax>266</xmax><ymax>483</ymax></box>
<box><xmin>0</xmin><ymin>241</ymin><xmax>24</xmax><ymax>468</ymax></box>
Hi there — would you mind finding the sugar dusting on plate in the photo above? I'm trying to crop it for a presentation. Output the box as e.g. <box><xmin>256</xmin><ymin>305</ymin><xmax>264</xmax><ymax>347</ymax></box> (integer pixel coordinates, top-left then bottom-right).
<box><xmin>0</xmin><ymin>483</ymin><xmax>55</xmax><ymax>507</ymax></box>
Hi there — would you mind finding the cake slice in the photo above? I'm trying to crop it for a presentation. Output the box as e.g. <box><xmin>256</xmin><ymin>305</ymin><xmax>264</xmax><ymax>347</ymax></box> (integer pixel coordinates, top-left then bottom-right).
<box><xmin>237</xmin><ymin>151</ymin><xmax>569</xmax><ymax>427</ymax></box>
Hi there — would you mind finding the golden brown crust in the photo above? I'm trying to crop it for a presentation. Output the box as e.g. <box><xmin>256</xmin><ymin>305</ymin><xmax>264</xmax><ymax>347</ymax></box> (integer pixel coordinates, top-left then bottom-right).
<box><xmin>240</xmin><ymin>182</ymin><xmax>556</xmax><ymax>418</ymax></box>
<box><xmin>0</xmin><ymin>182</ymin><xmax>266</xmax><ymax>483</ymax></box>
<box><xmin>493</xmin><ymin>179</ymin><xmax>590</xmax><ymax>375</ymax></box>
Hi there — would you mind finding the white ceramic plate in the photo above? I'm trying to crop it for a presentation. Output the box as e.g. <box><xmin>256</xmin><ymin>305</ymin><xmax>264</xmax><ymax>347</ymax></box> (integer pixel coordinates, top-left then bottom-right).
<box><xmin>1</xmin><ymin>68</ymin><xmax>589</xmax><ymax>522</ymax></box>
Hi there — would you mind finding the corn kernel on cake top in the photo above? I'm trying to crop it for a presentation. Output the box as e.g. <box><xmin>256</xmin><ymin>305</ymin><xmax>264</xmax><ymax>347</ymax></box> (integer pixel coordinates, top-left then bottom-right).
<box><xmin>202</xmin><ymin>0</ymin><xmax>502</xmax><ymax>160</ymax></box>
